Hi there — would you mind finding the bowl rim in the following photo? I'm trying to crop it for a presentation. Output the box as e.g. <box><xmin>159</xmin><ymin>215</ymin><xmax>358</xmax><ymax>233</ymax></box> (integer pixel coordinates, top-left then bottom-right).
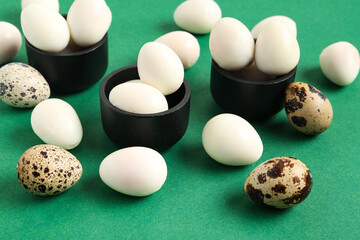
<box><xmin>212</xmin><ymin>59</ymin><xmax>297</xmax><ymax>86</ymax></box>
<box><xmin>99</xmin><ymin>64</ymin><xmax>191</xmax><ymax>118</ymax></box>
<box><xmin>25</xmin><ymin>32</ymin><xmax>108</xmax><ymax>57</ymax></box>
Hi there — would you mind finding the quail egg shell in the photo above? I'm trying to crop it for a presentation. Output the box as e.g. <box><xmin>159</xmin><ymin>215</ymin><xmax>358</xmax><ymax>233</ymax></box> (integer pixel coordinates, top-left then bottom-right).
<box><xmin>319</xmin><ymin>41</ymin><xmax>360</xmax><ymax>86</ymax></box>
<box><xmin>155</xmin><ymin>31</ymin><xmax>200</xmax><ymax>69</ymax></box>
<box><xmin>284</xmin><ymin>82</ymin><xmax>333</xmax><ymax>135</ymax></box>
<box><xmin>109</xmin><ymin>81</ymin><xmax>168</xmax><ymax>114</ymax></box>
<box><xmin>21</xmin><ymin>0</ymin><xmax>59</xmax><ymax>11</ymax></box>
<box><xmin>255</xmin><ymin>20</ymin><xmax>300</xmax><ymax>75</ymax></box>
<box><xmin>209</xmin><ymin>17</ymin><xmax>254</xmax><ymax>71</ymax></box>
<box><xmin>67</xmin><ymin>0</ymin><xmax>112</xmax><ymax>47</ymax></box>
<box><xmin>31</xmin><ymin>98</ymin><xmax>83</xmax><ymax>149</ymax></box>
<box><xmin>99</xmin><ymin>146</ymin><xmax>167</xmax><ymax>197</ymax></box>
<box><xmin>202</xmin><ymin>113</ymin><xmax>263</xmax><ymax>166</ymax></box>
<box><xmin>16</xmin><ymin>144</ymin><xmax>82</xmax><ymax>196</ymax></box>
<box><xmin>0</xmin><ymin>22</ymin><xmax>22</xmax><ymax>65</ymax></box>
<box><xmin>251</xmin><ymin>15</ymin><xmax>297</xmax><ymax>39</ymax></box>
<box><xmin>0</xmin><ymin>63</ymin><xmax>50</xmax><ymax>108</ymax></box>
<box><xmin>21</xmin><ymin>3</ymin><xmax>70</xmax><ymax>52</ymax></box>
<box><xmin>137</xmin><ymin>42</ymin><xmax>184</xmax><ymax>95</ymax></box>
<box><xmin>244</xmin><ymin>156</ymin><xmax>313</xmax><ymax>208</ymax></box>
<box><xmin>173</xmin><ymin>0</ymin><xmax>222</xmax><ymax>34</ymax></box>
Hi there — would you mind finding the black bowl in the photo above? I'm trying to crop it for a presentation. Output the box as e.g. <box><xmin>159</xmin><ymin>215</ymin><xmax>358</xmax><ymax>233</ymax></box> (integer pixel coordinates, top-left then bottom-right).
<box><xmin>210</xmin><ymin>59</ymin><xmax>296</xmax><ymax>121</ymax></box>
<box><xmin>25</xmin><ymin>15</ymin><xmax>108</xmax><ymax>93</ymax></box>
<box><xmin>99</xmin><ymin>65</ymin><xmax>191</xmax><ymax>152</ymax></box>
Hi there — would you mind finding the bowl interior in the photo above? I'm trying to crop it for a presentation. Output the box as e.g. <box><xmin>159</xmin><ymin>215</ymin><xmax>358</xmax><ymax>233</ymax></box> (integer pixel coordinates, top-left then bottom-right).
<box><xmin>212</xmin><ymin>59</ymin><xmax>297</xmax><ymax>86</ymax></box>
<box><xmin>25</xmin><ymin>33</ymin><xmax>108</xmax><ymax>58</ymax></box>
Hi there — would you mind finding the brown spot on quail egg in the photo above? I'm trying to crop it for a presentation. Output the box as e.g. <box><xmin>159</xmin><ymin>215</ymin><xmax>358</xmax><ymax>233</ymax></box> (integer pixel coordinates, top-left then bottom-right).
<box><xmin>284</xmin><ymin>82</ymin><xmax>333</xmax><ymax>135</ymax></box>
<box><xmin>16</xmin><ymin>144</ymin><xmax>82</xmax><ymax>196</ymax></box>
<box><xmin>244</xmin><ymin>156</ymin><xmax>313</xmax><ymax>208</ymax></box>
<box><xmin>0</xmin><ymin>62</ymin><xmax>50</xmax><ymax>108</ymax></box>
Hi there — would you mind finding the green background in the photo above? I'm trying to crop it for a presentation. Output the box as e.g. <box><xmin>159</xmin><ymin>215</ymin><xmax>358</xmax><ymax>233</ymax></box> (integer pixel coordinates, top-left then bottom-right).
<box><xmin>1</xmin><ymin>0</ymin><xmax>359</xmax><ymax>239</ymax></box>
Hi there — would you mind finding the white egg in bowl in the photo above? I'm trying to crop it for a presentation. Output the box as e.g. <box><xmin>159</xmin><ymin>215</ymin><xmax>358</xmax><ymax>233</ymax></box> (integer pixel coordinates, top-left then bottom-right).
<box><xmin>99</xmin><ymin>65</ymin><xmax>191</xmax><ymax>152</ymax></box>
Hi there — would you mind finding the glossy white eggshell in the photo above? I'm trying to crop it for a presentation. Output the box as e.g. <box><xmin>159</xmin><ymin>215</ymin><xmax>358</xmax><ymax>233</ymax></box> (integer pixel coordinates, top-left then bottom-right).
<box><xmin>174</xmin><ymin>0</ymin><xmax>222</xmax><ymax>34</ymax></box>
<box><xmin>155</xmin><ymin>31</ymin><xmax>200</xmax><ymax>69</ymax></box>
<box><xmin>21</xmin><ymin>0</ymin><xmax>59</xmax><ymax>11</ymax></box>
<box><xmin>209</xmin><ymin>17</ymin><xmax>254</xmax><ymax>70</ymax></box>
<box><xmin>109</xmin><ymin>82</ymin><xmax>168</xmax><ymax>114</ymax></box>
<box><xmin>255</xmin><ymin>20</ymin><xmax>300</xmax><ymax>75</ymax></box>
<box><xmin>137</xmin><ymin>42</ymin><xmax>184</xmax><ymax>95</ymax></box>
<box><xmin>99</xmin><ymin>147</ymin><xmax>168</xmax><ymax>197</ymax></box>
<box><xmin>319</xmin><ymin>41</ymin><xmax>360</xmax><ymax>86</ymax></box>
<box><xmin>0</xmin><ymin>22</ymin><xmax>22</xmax><ymax>65</ymax></box>
<box><xmin>202</xmin><ymin>113</ymin><xmax>263</xmax><ymax>166</ymax></box>
<box><xmin>21</xmin><ymin>3</ymin><xmax>70</xmax><ymax>53</ymax></box>
<box><xmin>31</xmin><ymin>98</ymin><xmax>83</xmax><ymax>150</ymax></box>
<box><xmin>251</xmin><ymin>15</ymin><xmax>297</xmax><ymax>39</ymax></box>
<box><xmin>67</xmin><ymin>0</ymin><xmax>112</xmax><ymax>47</ymax></box>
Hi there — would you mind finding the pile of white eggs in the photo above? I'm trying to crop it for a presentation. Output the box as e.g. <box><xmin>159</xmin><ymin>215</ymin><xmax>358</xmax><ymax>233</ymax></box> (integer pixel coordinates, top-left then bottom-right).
<box><xmin>109</xmin><ymin>32</ymin><xmax>200</xmax><ymax>115</ymax></box>
<box><xmin>21</xmin><ymin>0</ymin><xmax>112</xmax><ymax>53</ymax></box>
<box><xmin>210</xmin><ymin>16</ymin><xmax>300</xmax><ymax>78</ymax></box>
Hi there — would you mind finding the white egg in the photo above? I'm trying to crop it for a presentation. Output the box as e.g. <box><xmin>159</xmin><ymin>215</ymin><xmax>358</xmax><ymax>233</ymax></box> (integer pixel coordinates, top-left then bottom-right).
<box><xmin>109</xmin><ymin>82</ymin><xmax>168</xmax><ymax>114</ymax></box>
<box><xmin>99</xmin><ymin>147</ymin><xmax>167</xmax><ymax>197</ymax></box>
<box><xmin>0</xmin><ymin>22</ymin><xmax>22</xmax><ymax>65</ymax></box>
<box><xmin>21</xmin><ymin>0</ymin><xmax>59</xmax><ymax>12</ymax></box>
<box><xmin>137</xmin><ymin>42</ymin><xmax>184</xmax><ymax>95</ymax></box>
<box><xmin>255</xmin><ymin>20</ymin><xmax>300</xmax><ymax>75</ymax></box>
<box><xmin>21</xmin><ymin>3</ymin><xmax>70</xmax><ymax>53</ymax></box>
<box><xmin>173</xmin><ymin>0</ymin><xmax>222</xmax><ymax>34</ymax></box>
<box><xmin>126</xmin><ymin>79</ymin><xmax>142</xmax><ymax>84</ymax></box>
<box><xmin>319</xmin><ymin>41</ymin><xmax>360</xmax><ymax>86</ymax></box>
<box><xmin>209</xmin><ymin>17</ymin><xmax>254</xmax><ymax>70</ymax></box>
<box><xmin>67</xmin><ymin>0</ymin><xmax>112</xmax><ymax>47</ymax></box>
<box><xmin>155</xmin><ymin>31</ymin><xmax>200</xmax><ymax>69</ymax></box>
<box><xmin>251</xmin><ymin>15</ymin><xmax>297</xmax><ymax>39</ymax></box>
<box><xmin>202</xmin><ymin>113</ymin><xmax>263</xmax><ymax>166</ymax></box>
<box><xmin>31</xmin><ymin>98</ymin><xmax>83</xmax><ymax>150</ymax></box>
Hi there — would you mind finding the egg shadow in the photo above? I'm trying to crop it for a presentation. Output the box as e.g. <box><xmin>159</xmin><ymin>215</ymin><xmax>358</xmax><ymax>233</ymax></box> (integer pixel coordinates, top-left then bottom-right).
<box><xmin>7</xmin><ymin>123</ymin><xmax>43</xmax><ymax>150</ymax></box>
<box><xmin>302</xmin><ymin>67</ymin><xmax>343</xmax><ymax>92</ymax></box>
<box><xmin>252</xmin><ymin>113</ymin><xmax>318</xmax><ymax>143</ymax></box>
<box><xmin>157</xmin><ymin>21</ymin><xmax>180</xmax><ymax>33</ymax></box>
<box><xmin>81</xmin><ymin>174</ymin><xmax>148</xmax><ymax>205</ymax></box>
<box><xmin>225</xmin><ymin>189</ymin><xmax>290</xmax><ymax>221</ymax></box>
<box><xmin>0</xmin><ymin>177</ymin><xmax>65</xmax><ymax>209</ymax></box>
<box><xmin>71</xmin><ymin>112</ymin><xmax>119</xmax><ymax>158</ymax></box>
<box><xmin>178</xmin><ymin>142</ymin><xmax>246</xmax><ymax>174</ymax></box>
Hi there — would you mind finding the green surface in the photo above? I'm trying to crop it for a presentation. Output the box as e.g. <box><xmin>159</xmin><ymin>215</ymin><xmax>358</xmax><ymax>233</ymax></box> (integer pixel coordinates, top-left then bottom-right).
<box><xmin>1</xmin><ymin>0</ymin><xmax>360</xmax><ymax>239</ymax></box>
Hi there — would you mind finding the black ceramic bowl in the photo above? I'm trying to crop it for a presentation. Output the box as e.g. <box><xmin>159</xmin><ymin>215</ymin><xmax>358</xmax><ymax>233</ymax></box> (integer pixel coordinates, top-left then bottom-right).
<box><xmin>210</xmin><ymin>59</ymin><xmax>296</xmax><ymax>121</ymax></box>
<box><xmin>99</xmin><ymin>65</ymin><xmax>191</xmax><ymax>152</ymax></box>
<box><xmin>25</xmin><ymin>15</ymin><xmax>108</xmax><ymax>93</ymax></box>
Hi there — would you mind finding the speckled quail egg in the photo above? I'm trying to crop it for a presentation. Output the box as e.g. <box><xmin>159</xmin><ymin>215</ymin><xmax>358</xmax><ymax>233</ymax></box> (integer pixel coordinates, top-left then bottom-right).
<box><xmin>284</xmin><ymin>82</ymin><xmax>333</xmax><ymax>135</ymax></box>
<box><xmin>244</xmin><ymin>156</ymin><xmax>313</xmax><ymax>208</ymax></box>
<box><xmin>16</xmin><ymin>144</ymin><xmax>82</xmax><ymax>196</ymax></box>
<box><xmin>0</xmin><ymin>62</ymin><xmax>50</xmax><ymax>108</ymax></box>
